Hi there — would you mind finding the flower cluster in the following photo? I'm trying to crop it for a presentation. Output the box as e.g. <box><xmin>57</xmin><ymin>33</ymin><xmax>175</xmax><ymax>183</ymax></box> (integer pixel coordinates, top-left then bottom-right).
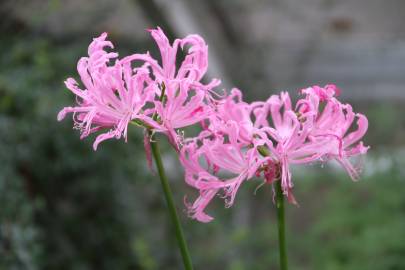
<box><xmin>181</xmin><ymin>85</ymin><xmax>369</xmax><ymax>222</ymax></box>
<box><xmin>58</xmin><ymin>28</ymin><xmax>369</xmax><ymax>223</ymax></box>
<box><xmin>58</xmin><ymin>28</ymin><xmax>219</xmax><ymax>151</ymax></box>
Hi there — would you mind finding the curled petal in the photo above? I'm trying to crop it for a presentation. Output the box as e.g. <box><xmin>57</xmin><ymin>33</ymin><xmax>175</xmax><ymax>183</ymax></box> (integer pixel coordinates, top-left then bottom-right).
<box><xmin>187</xmin><ymin>189</ymin><xmax>217</xmax><ymax>223</ymax></box>
<box><xmin>343</xmin><ymin>114</ymin><xmax>369</xmax><ymax>148</ymax></box>
<box><xmin>93</xmin><ymin>131</ymin><xmax>116</xmax><ymax>150</ymax></box>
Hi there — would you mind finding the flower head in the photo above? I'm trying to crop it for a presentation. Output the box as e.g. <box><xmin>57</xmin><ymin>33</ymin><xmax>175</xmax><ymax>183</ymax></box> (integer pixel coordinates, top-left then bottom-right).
<box><xmin>58</xmin><ymin>28</ymin><xmax>221</xmax><ymax>151</ymax></box>
<box><xmin>57</xmin><ymin>33</ymin><xmax>159</xmax><ymax>150</ymax></box>
<box><xmin>299</xmin><ymin>85</ymin><xmax>369</xmax><ymax>179</ymax></box>
<box><xmin>180</xmin><ymin>89</ymin><xmax>275</xmax><ymax>222</ymax></box>
<box><xmin>180</xmin><ymin>84</ymin><xmax>369</xmax><ymax>221</ymax></box>
<box><xmin>180</xmin><ymin>129</ymin><xmax>271</xmax><ymax>222</ymax></box>
<box><xmin>122</xmin><ymin>27</ymin><xmax>221</xmax><ymax>147</ymax></box>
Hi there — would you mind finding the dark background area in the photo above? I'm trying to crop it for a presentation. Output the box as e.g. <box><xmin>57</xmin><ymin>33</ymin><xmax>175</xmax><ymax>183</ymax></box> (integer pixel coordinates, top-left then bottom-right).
<box><xmin>1</xmin><ymin>0</ymin><xmax>404</xmax><ymax>269</ymax></box>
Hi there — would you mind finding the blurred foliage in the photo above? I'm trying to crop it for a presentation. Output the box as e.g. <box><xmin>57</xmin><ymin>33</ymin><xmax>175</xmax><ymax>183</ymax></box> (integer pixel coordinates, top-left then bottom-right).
<box><xmin>1</xmin><ymin>14</ymin><xmax>405</xmax><ymax>270</ymax></box>
<box><xmin>0</xmin><ymin>32</ymin><xmax>148</xmax><ymax>269</ymax></box>
<box><xmin>307</xmin><ymin>168</ymin><xmax>405</xmax><ymax>270</ymax></box>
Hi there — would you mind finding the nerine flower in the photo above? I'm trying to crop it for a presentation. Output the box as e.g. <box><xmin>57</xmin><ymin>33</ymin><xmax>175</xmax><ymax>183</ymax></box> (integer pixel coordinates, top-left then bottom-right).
<box><xmin>260</xmin><ymin>92</ymin><xmax>325</xmax><ymax>202</ymax></box>
<box><xmin>122</xmin><ymin>27</ymin><xmax>220</xmax><ymax>147</ymax></box>
<box><xmin>58</xmin><ymin>28</ymin><xmax>220</xmax><ymax>151</ymax></box>
<box><xmin>181</xmin><ymin>85</ymin><xmax>369</xmax><ymax>222</ymax></box>
<box><xmin>180</xmin><ymin>129</ymin><xmax>271</xmax><ymax>222</ymax></box>
<box><xmin>180</xmin><ymin>89</ymin><xmax>275</xmax><ymax>222</ymax></box>
<box><xmin>207</xmin><ymin>88</ymin><xmax>256</xmax><ymax>143</ymax></box>
<box><xmin>256</xmin><ymin>85</ymin><xmax>369</xmax><ymax>198</ymax></box>
<box><xmin>299</xmin><ymin>85</ymin><xmax>369</xmax><ymax>179</ymax></box>
<box><xmin>57</xmin><ymin>33</ymin><xmax>160</xmax><ymax>150</ymax></box>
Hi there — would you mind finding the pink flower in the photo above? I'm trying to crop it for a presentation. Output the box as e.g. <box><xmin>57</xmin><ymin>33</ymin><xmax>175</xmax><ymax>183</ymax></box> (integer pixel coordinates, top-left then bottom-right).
<box><xmin>180</xmin><ymin>85</ymin><xmax>369</xmax><ymax>222</ymax></box>
<box><xmin>299</xmin><ymin>85</ymin><xmax>369</xmax><ymax>179</ymax></box>
<box><xmin>207</xmin><ymin>88</ymin><xmax>257</xmax><ymax>143</ymax></box>
<box><xmin>180</xmin><ymin>89</ymin><xmax>276</xmax><ymax>222</ymax></box>
<box><xmin>57</xmin><ymin>33</ymin><xmax>159</xmax><ymax>150</ymax></box>
<box><xmin>122</xmin><ymin>27</ymin><xmax>220</xmax><ymax>102</ymax></box>
<box><xmin>154</xmin><ymin>80</ymin><xmax>212</xmax><ymax>147</ymax></box>
<box><xmin>58</xmin><ymin>28</ymin><xmax>221</xmax><ymax>156</ymax></box>
<box><xmin>122</xmin><ymin>27</ymin><xmax>220</xmax><ymax>147</ymax></box>
<box><xmin>180</xmin><ymin>131</ymin><xmax>270</xmax><ymax>222</ymax></box>
<box><xmin>262</xmin><ymin>92</ymin><xmax>327</xmax><ymax>202</ymax></box>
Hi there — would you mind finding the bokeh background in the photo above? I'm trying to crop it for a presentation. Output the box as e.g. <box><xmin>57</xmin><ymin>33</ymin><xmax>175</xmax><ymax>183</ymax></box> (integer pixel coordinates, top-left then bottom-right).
<box><xmin>1</xmin><ymin>0</ymin><xmax>405</xmax><ymax>269</ymax></box>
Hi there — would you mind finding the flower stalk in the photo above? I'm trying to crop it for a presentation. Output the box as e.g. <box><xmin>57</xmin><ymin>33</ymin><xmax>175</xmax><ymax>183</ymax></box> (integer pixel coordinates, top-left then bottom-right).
<box><xmin>146</xmin><ymin>84</ymin><xmax>194</xmax><ymax>270</ymax></box>
<box><xmin>149</xmin><ymin>135</ymin><xmax>194</xmax><ymax>270</ymax></box>
<box><xmin>258</xmin><ymin>145</ymin><xmax>288</xmax><ymax>270</ymax></box>
<box><xmin>275</xmin><ymin>178</ymin><xmax>288</xmax><ymax>270</ymax></box>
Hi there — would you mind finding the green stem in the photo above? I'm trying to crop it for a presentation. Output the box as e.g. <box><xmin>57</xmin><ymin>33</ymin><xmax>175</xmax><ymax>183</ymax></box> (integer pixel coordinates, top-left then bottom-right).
<box><xmin>149</xmin><ymin>135</ymin><xmax>194</xmax><ymax>270</ymax></box>
<box><xmin>258</xmin><ymin>145</ymin><xmax>289</xmax><ymax>269</ymax></box>
<box><xmin>275</xmin><ymin>179</ymin><xmax>288</xmax><ymax>270</ymax></box>
<box><xmin>134</xmin><ymin>83</ymin><xmax>193</xmax><ymax>268</ymax></box>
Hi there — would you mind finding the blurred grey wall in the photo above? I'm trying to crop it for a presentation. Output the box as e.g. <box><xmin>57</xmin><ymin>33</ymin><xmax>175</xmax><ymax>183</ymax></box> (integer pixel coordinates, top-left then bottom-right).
<box><xmin>6</xmin><ymin>0</ymin><xmax>405</xmax><ymax>101</ymax></box>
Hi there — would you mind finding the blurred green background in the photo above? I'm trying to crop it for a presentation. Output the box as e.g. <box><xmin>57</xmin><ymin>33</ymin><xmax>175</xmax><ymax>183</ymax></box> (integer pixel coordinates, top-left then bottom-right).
<box><xmin>1</xmin><ymin>1</ymin><xmax>404</xmax><ymax>269</ymax></box>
